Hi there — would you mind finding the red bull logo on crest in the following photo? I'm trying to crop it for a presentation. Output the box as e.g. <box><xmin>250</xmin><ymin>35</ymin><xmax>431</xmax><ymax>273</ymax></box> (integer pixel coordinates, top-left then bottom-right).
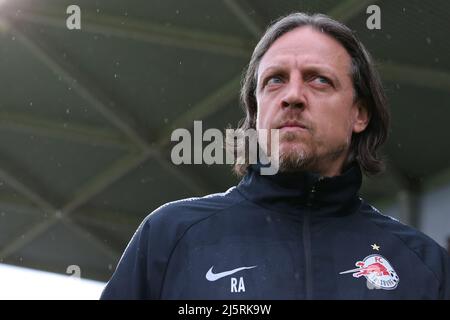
<box><xmin>340</xmin><ymin>254</ymin><xmax>399</xmax><ymax>290</ymax></box>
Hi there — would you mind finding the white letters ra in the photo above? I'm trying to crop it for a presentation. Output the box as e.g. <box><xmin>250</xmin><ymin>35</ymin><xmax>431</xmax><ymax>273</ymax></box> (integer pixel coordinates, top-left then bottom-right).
<box><xmin>231</xmin><ymin>277</ymin><xmax>246</xmax><ymax>293</ymax></box>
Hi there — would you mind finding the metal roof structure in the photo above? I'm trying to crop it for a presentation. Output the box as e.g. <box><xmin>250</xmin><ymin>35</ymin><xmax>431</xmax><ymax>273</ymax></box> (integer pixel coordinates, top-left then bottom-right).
<box><xmin>0</xmin><ymin>0</ymin><xmax>449</xmax><ymax>282</ymax></box>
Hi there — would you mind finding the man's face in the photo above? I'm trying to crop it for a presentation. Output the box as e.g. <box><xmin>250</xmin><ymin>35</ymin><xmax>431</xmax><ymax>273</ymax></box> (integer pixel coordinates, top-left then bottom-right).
<box><xmin>255</xmin><ymin>27</ymin><xmax>369</xmax><ymax>176</ymax></box>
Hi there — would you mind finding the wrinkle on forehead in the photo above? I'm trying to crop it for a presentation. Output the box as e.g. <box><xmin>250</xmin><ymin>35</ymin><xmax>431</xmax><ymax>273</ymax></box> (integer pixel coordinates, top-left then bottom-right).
<box><xmin>257</xmin><ymin>26</ymin><xmax>353</xmax><ymax>82</ymax></box>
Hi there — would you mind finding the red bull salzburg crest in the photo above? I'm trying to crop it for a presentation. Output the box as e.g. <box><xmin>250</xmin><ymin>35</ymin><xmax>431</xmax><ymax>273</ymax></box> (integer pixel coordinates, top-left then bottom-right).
<box><xmin>340</xmin><ymin>254</ymin><xmax>400</xmax><ymax>290</ymax></box>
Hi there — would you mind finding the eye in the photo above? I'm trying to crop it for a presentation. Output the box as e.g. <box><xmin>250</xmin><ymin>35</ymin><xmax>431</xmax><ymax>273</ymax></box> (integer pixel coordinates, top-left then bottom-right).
<box><xmin>312</xmin><ymin>76</ymin><xmax>332</xmax><ymax>86</ymax></box>
<box><xmin>266</xmin><ymin>76</ymin><xmax>283</xmax><ymax>86</ymax></box>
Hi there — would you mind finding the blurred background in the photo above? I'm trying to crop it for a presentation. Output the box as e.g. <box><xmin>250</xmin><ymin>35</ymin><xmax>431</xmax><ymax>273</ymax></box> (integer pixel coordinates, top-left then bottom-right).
<box><xmin>0</xmin><ymin>0</ymin><xmax>449</xmax><ymax>297</ymax></box>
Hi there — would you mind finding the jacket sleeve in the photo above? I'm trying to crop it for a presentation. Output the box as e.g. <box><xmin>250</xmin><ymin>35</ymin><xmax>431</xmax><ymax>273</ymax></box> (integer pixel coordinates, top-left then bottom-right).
<box><xmin>100</xmin><ymin>210</ymin><xmax>172</xmax><ymax>300</ymax></box>
<box><xmin>100</xmin><ymin>218</ymin><xmax>152</xmax><ymax>299</ymax></box>
<box><xmin>99</xmin><ymin>199</ymin><xmax>210</xmax><ymax>299</ymax></box>
<box><xmin>441</xmin><ymin>247</ymin><xmax>450</xmax><ymax>300</ymax></box>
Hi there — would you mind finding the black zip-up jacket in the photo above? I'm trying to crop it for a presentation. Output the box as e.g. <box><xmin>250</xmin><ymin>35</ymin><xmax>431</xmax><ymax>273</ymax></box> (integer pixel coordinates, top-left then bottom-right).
<box><xmin>101</xmin><ymin>164</ymin><xmax>450</xmax><ymax>299</ymax></box>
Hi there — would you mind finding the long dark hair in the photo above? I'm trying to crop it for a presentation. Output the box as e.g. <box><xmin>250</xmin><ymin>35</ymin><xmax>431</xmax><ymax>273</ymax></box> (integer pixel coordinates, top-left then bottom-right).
<box><xmin>234</xmin><ymin>12</ymin><xmax>390</xmax><ymax>177</ymax></box>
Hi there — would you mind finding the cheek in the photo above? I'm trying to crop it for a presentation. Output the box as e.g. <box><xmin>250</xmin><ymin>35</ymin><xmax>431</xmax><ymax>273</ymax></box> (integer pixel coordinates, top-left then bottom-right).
<box><xmin>255</xmin><ymin>109</ymin><xmax>262</xmax><ymax>129</ymax></box>
<box><xmin>319</xmin><ymin>93</ymin><xmax>355</xmax><ymax>135</ymax></box>
<box><xmin>256</xmin><ymin>98</ymin><xmax>272</xmax><ymax>130</ymax></box>
<box><xmin>257</xmin><ymin>113</ymin><xmax>270</xmax><ymax>130</ymax></box>
<box><xmin>316</xmin><ymin>110</ymin><xmax>353</xmax><ymax>143</ymax></box>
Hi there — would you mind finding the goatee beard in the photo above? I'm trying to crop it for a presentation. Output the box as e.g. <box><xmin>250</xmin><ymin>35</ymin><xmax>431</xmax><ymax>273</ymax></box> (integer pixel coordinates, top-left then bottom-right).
<box><xmin>277</xmin><ymin>134</ymin><xmax>348</xmax><ymax>174</ymax></box>
<box><xmin>277</xmin><ymin>131</ymin><xmax>314</xmax><ymax>173</ymax></box>
<box><xmin>278</xmin><ymin>148</ymin><xmax>312</xmax><ymax>172</ymax></box>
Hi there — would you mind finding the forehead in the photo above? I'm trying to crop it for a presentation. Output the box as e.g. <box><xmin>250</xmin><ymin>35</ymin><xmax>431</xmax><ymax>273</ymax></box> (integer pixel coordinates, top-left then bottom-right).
<box><xmin>258</xmin><ymin>26</ymin><xmax>352</xmax><ymax>76</ymax></box>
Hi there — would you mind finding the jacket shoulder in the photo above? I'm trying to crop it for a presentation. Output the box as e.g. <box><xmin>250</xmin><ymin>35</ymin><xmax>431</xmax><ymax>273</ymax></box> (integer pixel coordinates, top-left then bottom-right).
<box><xmin>138</xmin><ymin>186</ymin><xmax>245</xmax><ymax>261</ymax></box>
<box><xmin>359</xmin><ymin>201</ymin><xmax>443</xmax><ymax>250</ymax></box>
<box><xmin>144</xmin><ymin>186</ymin><xmax>244</xmax><ymax>231</ymax></box>
<box><xmin>359</xmin><ymin>201</ymin><xmax>450</xmax><ymax>293</ymax></box>
<box><xmin>101</xmin><ymin>187</ymin><xmax>244</xmax><ymax>299</ymax></box>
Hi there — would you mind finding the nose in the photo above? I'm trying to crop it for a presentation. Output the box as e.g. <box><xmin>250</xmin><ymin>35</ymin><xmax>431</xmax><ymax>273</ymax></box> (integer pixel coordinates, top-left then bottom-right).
<box><xmin>281</xmin><ymin>77</ymin><xmax>306</xmax><ymax>109</ymax></box>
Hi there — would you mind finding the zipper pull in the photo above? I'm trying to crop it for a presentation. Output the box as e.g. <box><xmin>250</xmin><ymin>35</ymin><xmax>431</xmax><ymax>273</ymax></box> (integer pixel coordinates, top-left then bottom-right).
<box><xmin>307</xmin><ymin>186</ymin><xmax>316</xmax><ymax>206</ymax></box>
<box><xmin>307</xmin><ymin>177</ymin><xmax>323</xmax><ymax>207</ymax></box>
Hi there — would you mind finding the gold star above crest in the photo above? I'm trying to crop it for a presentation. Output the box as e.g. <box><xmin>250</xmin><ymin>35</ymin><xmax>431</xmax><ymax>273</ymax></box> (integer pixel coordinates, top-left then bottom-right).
<box><xmin>371</xmin><ymin>244</ymin><xmax>380</xmax><ymax>251</ymax></box>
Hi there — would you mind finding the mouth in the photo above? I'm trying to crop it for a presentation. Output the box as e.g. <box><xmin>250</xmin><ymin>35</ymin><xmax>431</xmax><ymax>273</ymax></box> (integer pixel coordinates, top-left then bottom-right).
<box><xmin>277</xmin><ymin>121</ymin><xmax>309</xmax><ymax>132</ymax></box>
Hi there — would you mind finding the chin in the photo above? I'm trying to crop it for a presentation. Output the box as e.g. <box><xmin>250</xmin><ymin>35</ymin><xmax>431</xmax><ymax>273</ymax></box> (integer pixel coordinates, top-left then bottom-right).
<box><xmin>279</xmin><ymin>141</ymin><xmax>308</xmax><ymax>156</ymax></box>
<box><xmin>278</xmin><ymin>143</ymin><xmax>311</xmax><ymax>172</ymax></box>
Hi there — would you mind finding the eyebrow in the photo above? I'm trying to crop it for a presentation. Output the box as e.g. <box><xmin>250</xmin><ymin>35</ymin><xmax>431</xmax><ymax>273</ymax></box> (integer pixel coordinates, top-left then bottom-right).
<box><xmin>258</xmin><ymin>62</ymin><xmax>343</xmax><ymax>88</ymax></box>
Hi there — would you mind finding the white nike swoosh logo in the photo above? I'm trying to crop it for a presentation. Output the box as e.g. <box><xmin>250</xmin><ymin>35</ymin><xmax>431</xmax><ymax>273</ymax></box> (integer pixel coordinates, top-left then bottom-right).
<box><xmin>205</xmin><ymin>265</ymin><xmax>257</xmax><ymax>281</ymax></box>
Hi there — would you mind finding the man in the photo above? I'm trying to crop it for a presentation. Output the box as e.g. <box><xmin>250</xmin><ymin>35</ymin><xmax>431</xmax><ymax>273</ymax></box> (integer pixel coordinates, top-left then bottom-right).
<box><xmin>101</xmin><ymin>13</ymin><xmax>450</xmax><ymax>299</ymax></box>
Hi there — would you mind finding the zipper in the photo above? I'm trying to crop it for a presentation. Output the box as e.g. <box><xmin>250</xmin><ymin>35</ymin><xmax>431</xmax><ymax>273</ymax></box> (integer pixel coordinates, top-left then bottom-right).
<box><xmin>303</xmin><ymin>209</ymin><xmax>312</xmax><ymax>299</ymax></box>
<box><xmin>303</xmin><ymin>178</ymin><xmax>321</xmax><ymax>300</ymax></box>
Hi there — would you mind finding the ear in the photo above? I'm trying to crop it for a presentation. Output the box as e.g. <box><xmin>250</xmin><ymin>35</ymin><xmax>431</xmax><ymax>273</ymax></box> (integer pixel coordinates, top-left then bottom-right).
<box><xmin>352</xmin><ymin>102</ymin><xmax>370</xmax><ymax>133</ymax></box>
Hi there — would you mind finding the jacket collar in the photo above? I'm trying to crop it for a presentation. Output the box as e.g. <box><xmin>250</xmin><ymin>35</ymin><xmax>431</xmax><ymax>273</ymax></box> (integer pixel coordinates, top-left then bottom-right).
<box><xmin>236</xmin><ymin>162</ymin><xmax>362</xmax><ymax>217</ymax></box>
